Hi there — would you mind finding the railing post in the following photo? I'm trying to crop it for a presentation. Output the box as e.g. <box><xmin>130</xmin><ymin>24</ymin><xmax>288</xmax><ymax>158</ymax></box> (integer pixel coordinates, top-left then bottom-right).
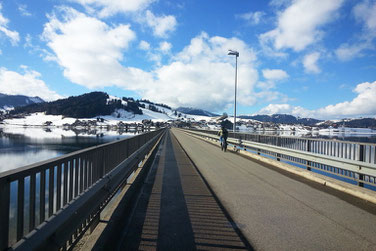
<box><xmin>0</xmin><ymin>178</ymin><xmax>10</xmax><ymax>250</ymax></box>
<box><xmin>276</xmin><ymin>137</ymin><xmax>281</xmax><ymax>161</ymax></box>
<box><xmin>306</xmin><ymin>140</ymin><xmax>311</xmax><ymax>171</ymax></box>
<box><xmin>358</xmin><ymin>145</ymin><xmax>364</xmax><ymax>187</ymax></box>
<box><xmin>102</xmin><ymin>149</ymin><xmax>106</xmax><ymax>178</ymax></box>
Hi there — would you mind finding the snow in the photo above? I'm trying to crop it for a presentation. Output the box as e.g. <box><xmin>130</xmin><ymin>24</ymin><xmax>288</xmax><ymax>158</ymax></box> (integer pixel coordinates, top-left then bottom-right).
<box><xmin>319</xmin><ymin>127</ymin><xmax>376</xmax><ymax>135</ymax></box>
<box><xmin>1</xmin><ymin>104</ymin><xmax>216</xmax><ymax>128</ymax></box>
<box><xmin>107</xmin><ymin>95</ymin><xmax>128</xmax><ymax>106</ymax></box>
<box><xmin>1</xmin><ymin>106</ymin><xmax>14</xmax><ymax>111</ymax></box>
<box><xmin>2</xmin><ymin>113</ymin><xmax>77</xmax><ymax>126</ymax></box>
<box><xmin>29</xmin><ymin>97</ymin><xmax>43</xmax><ymax>103</ymax></box>
<box><xmin>1</xmin><ymin>125</ymin><xmax>77</xmax><ymax>139</ymax></box>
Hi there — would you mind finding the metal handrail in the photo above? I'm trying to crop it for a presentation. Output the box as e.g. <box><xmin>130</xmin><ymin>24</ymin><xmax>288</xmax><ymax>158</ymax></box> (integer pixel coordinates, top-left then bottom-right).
<box><xmin>0</xmin><ymin>129</ymin><xmax>165</xmax><ymax>250</ymax></box>
<box><xmin>189</xmin><ymin>128</ymin><xmax>376</xmax><ymax>164</ymax></box>
<box><xmin>181</xmin><ymin>129</ymin><xmax>376</xmax><ymax>189</ymax></box>
<box><xmin>192</xmin><ymin>128</ymin><xmax>376</xmax><ymax>146</ymax></box>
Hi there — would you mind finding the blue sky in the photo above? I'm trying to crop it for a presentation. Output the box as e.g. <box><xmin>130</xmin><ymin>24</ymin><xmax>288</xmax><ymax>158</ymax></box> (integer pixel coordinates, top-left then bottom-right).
<box><xmin>0</xmin><ymin>0</ymin><xmax>375</xmax><ymax>119</ymax></box>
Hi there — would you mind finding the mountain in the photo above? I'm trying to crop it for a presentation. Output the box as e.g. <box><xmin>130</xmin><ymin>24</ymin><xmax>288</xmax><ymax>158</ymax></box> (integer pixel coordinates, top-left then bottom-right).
<box><xmin>10</xmin><ymin>92</ymin><xmax>143</xmax><ymax>119</ymax></box>
<box><xmin>238</xmin><ymin>114</ymin><xmax>322</xmax><ymax>126</ymax></box>
<box><xmin>0</xmin><ymin>93</ymin><xmax>44</xmax><ymax>110</ymax></box>
<box><xmin>319</xmin><ymin>118</ymin><xmax>376</xmax><ymax>129</ymax></box>
<box><xmin>344</xmin><ymin>118</ymin><xmax>376</xmax><ymax>128</ymax></box>
<box><xmin>176</xmin><ymin>107</ymin><xmax>218</xmax><ymax>117</ymax></box>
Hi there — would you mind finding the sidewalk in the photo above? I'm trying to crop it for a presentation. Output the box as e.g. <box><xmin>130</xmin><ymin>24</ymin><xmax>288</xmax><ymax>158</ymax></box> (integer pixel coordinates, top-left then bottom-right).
<box><xmin>172</xmin><ymin>128</ymin><xmax>376</xmax><ymax>250</ymax></box>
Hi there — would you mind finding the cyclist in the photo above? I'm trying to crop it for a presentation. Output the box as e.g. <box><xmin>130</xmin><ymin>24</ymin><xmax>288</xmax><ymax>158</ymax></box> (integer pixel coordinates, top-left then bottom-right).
<box><xmin>217</xmin><ymin>126</ymin><xmax>228</xmax><ymax>151</ymax></box>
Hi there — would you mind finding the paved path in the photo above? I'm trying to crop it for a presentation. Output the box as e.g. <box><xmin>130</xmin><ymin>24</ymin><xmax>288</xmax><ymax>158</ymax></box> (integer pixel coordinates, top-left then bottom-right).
<box><xmin>116</xmin><ymin>130</ymin><xmax>251</xmax><ymax>250</ymax></box>
<box><xmin>172</xmin><ymin>128</ymin><xmax>376</xmax><ymax>250</ymax></box>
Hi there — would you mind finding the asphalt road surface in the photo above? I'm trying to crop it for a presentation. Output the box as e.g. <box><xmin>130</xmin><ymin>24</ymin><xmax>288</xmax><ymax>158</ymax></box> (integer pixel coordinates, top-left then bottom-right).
<box><xmin>116</xmin><ymin>130</ymin><xmax>251</xmax><ymax>250</ymax></box>
<box><xmin>171</xmin><ymin>128</ymin><xmax>376</xmax><ymax>250</ymax></box>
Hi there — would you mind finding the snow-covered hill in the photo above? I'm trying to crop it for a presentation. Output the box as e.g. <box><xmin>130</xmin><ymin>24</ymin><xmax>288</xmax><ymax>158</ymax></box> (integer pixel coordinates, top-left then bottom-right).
<box><xmin>0</xmin><ymin>93</ymin><xmax>44</xmax><ymax>111</ymax></box>
<box><xmin>1</xmin><ymin>102</ymin><xmax>214</xmax><ymax>127</ymax></box>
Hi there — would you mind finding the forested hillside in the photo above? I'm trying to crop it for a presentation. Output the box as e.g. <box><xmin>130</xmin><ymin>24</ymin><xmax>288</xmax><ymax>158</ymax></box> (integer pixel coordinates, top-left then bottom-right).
<box><xmin>10</xmin><ymin>92</ymin><xmax>143</xmax><ymax>118</ymax></box>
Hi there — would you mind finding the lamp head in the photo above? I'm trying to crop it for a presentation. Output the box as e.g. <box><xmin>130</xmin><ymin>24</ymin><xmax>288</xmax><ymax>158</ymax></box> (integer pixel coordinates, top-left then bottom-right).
<box><xmin>228</xmin><ymin>49</ymin><xmax>239</xmax><ymax>57</ymax></box>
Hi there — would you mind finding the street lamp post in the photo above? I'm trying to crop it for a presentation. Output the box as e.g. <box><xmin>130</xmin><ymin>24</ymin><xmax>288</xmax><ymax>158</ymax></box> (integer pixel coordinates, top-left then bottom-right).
<box><xmin>228</xmin><ymin>49</ymin><xmax>239</xmax><ymax>132</ymax></box>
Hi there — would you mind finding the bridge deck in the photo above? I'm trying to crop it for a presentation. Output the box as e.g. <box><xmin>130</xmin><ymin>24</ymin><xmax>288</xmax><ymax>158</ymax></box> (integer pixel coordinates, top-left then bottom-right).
<box><xmin>99</xmin><ymin>130</ymin><xmax>250</xmax><ymax>250</ymax></box>
<box><xmin>92</xmin><ymin>129</ymin><xmax>376</xmax><ymax>250</ymax></box>
<box><xmin>172</xmin><ymin>128</ymin><xmax>376</xmax><ymax>250</ymax></box>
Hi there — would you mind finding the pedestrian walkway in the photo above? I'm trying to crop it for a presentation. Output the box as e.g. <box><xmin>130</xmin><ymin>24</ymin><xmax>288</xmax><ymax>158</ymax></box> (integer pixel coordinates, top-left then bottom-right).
<box><xmin>172</xmin><ymin>128</ymin><xmax>376</xmax><ymax>250</ymax></box>
<box><xmin>115</xmin><ymin>130</ymin><xmax>251</xmax><ymax>250</ymax></box>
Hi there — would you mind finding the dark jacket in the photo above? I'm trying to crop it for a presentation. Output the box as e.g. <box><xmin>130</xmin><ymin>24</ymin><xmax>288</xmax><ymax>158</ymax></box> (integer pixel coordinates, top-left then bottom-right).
<box><xmin>218</xmin><ymin>128</ymin><xmax>228</xmax><ymax>140</ymax></box>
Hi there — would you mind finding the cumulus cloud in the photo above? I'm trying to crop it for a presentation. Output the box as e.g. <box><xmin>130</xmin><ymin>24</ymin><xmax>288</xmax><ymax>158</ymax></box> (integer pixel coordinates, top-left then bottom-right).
<box><xmin>258</xmin><ymin>81</ymin><xmax>376</xmax><ymax>119</ymax></box>
<box><xmin>0</xmin><ymin>3</ymin><xmax>20</xmax><ymax>46</ymax></box>
<box><xmin>303</xmin><ymin>52</ymin><xmax>320</xmax><ymax>73</ymax></box>
<box><xmin>42</xmin><ymin>9</ymin><xmax>260</xmax><ymax>111</ymax></box>
<box><xmin>139</xmin><ymin>40</ymin><xmax>150</xmax><ymax>50</ymax></box>
<box><xmin>236</xmin><ymin>11</ymin><xmax>265</xmax><ymax>25</ymax></box>
<box><xmin>315</xmin><ymin>81</ymin><xmax>376</xmax><ymax>118</ymax></box>
<box><xmin>335</xmin><ymin>43</ymin><xmax>368</xmax><ymax>61</ymax></box>
<box><xmin>143</xmin><ymin>10</ymin><xmax>177</xmax><ymax>38</ymax></box>
<box><xmin>353</xmin><ymin>0</ymin><xmax>376</xmax><ymax>36</ymax></box>
<box><xmin>335</xmin><ymin>0</ymin><xmax>376</xmax><ymax>61</ymax></box>
<box><xmin>260</xmin><ymin>0</ymin><xmax>343</xmax><ymax>52</ymax></box>
<box><xmin>42</xmin><ymin>7</ymin><xmax>143</xmax><ymax>89</ymax></box>
<box><xmin>259</xmin><ymin>103</ymin><xmax>294</xmax><ymax>115</ymax></box>
<box><xmin>0</xmin><ymin>67</ymin><xmax>62</xmax><ymax>101</ymax></box>
<box><xmin>262</xmin><ymin>69</ymin><xmax>288</xmax><ymax>80</ymax></box>
<box><xmin>69</xmin><ymin>0</ymin><xmax>177</xmax><ymax>39</ymax></box>
<box><xmin>68</xmin><ymin>0</ymin><xmax>155</xmax><ymax>17</ymax></box>
<box><xmin>143</xmin><ymin>32</ymin><xmax>259</xmax><ymax>111</ymax></box>
<box><xmin>159</xmin><ymin>41</ymin><xmax>172</xmax><ymax>53</ymax></box>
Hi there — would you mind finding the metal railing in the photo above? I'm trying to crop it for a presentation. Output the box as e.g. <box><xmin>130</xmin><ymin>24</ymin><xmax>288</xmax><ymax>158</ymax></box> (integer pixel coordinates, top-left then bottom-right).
<box><xmin>190</xmin><ymin>129</ymin><xmax>376</xmax><ymax>164</ymax></box>
<box><xmin>182</xmin><ymin>129</ymin><xmax>376</xmax><ymax>189</ymax></box>
<box><xmin>0</xmin><ymin>129</ymin><xmax>165</xmax><ymax>250</ymax></box>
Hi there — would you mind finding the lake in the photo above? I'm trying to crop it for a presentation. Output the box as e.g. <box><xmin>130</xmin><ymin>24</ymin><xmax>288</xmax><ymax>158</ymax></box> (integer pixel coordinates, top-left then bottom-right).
<box><xmin>0</xmin><ymin>125</ymin><xmax>143</xmax><ymax>173</ymax></box>
<box><xmin>1</xmin><ymin>125</ymin><xmax>376</xmax><ymax>174</ymax></box>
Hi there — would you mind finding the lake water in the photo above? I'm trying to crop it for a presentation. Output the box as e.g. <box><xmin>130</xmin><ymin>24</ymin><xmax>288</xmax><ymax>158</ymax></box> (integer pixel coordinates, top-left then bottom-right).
<box><xmin>239</xmin><ymin>129</ymin><xmax>376</xmax><ymax>143</ymax></box>
<box><xmin>1</xmin><ymin>126</ymin><xmax>376</xmax><ymax>174</ymax></box>
<box><xmin>0</xmin><ymin>126</ymin><xmax>142</xmax><ymax>173</ymax></box>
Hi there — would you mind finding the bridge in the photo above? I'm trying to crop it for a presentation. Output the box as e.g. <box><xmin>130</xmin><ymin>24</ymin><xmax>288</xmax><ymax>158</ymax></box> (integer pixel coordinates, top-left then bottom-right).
<box><xmin>1</xmin><ymin>128</ymin><xmax>376</xmax><ymax>250</ymax></box>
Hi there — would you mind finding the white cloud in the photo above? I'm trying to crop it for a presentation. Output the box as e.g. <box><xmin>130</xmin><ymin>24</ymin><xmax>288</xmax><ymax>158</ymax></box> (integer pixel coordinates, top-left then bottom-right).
<box><xmin>68</xmin><ymin>0</ymin><xmax>155</xmax><ymax>17</ymax></box>
<box><xmin>42</xmin><ymin>7</ymin><xmax>141</xmax><ymax>89</ymax></box>
<box><xmin>258</xmin><ymin>81</ymin><xmax>376</xmax><ymax>119</ymax></box>
<box><xmin>236</xmin><ymin>11</ymin><xmax>265</xmax><ymax>25</ymax></box>
<box><xmin>42</xmin><ymin>9</ymin><xmax>288</xmax><ymax>112</ymax></box>
<box><xmin>0</xmin><ymin>3</ymin><xmax>20</xmax><ymax>46</ymax></box>
<box><xmin>159</xmin><ymin>41</ymin><xmax>172</xmax><ymax>53</ymax></box>
<box><xmin>335</xmin><ymin>0</ymin><xmax>376</xmax><ymax>62</ymax></box>
<box><xmin>144</xmin><ymin>10</ymin><xmax>177</xmax><ymax>38</ymax></box>
<box><xmin>139</xmin><ymin>40</ymin><xmax>150</xmax><ymax>50</ymax></box>
<box><xmin>269</xmin><ymin>0</ymin><xmax>292</xmax><ymax>8</ymax></box>
<box><xmin>44</xmin><ymin>10</ymin><xmax>261</xmax><ymax>110</ymax></box>
<box><xmin>303</xmin><ymin>52</ymin><xmax>320</xmax><ymax>73</ymax></box>
<box><xmin>0</xmin><ymin>67</ymin><xmax>62</xmax><ymax>101</ymax></box>
<box><xmin>260</xmin><ymin>0</ymin><xmax>343</xmax><ymax>52</ymax></box>
<box><xmin>262</xmin><ymin>69</ymin><xmax>288</xmax><ymax>80</ymax></box>
<box><xmin>353</xmin><ymin>0</ymin><xmax>376</xmax><ymax>36</ymax></box>
<box><xmin>315</xmin><ymin>81</ymin><xmax>376</xmax><ymax>118</ymax></box>
<box><xmin>143</xmin><ymin>33</ymin><xmax>259</xmax><ymax>111</ymax></box>
<box><xmin>69</xmin><ymin>0</ymin><xmax>177</xmax><ymax>38</ymax></box>
<box><xmin>335</xmin><ymin>43</ymin><xmax>369</xmax><ymax>61</ymax></box>
<box><xmin>18</xmin><ymin>4</ymin><xmax>31</xmax><ymax>17</ymax></box>
<box><xmin>259</xmin><ymin>103</ymin><xmax>294</xmax><ymax>114</ymax></box>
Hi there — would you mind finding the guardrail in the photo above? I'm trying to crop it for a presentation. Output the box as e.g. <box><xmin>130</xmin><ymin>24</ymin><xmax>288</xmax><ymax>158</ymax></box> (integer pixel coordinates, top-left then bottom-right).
<box><xmin>181</xmin><ymin>128</ymin><xmax>376</xmax><ymax>189</ymax></box>
<box><xmin>0</xmin><ymin>129</ymin><xmax>165</xmax><ymax>250</ymax></box>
